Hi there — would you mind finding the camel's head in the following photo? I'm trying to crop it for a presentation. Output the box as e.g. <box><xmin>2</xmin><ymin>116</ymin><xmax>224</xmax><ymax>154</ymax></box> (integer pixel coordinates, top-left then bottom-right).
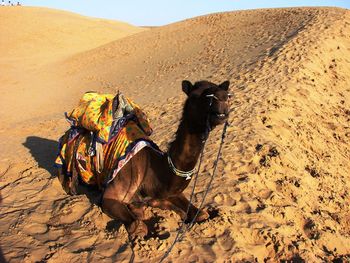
<box><xmin>182</xmin><ymin>80</ymin><xmax>231</xmax><ymax>131</ymax></box>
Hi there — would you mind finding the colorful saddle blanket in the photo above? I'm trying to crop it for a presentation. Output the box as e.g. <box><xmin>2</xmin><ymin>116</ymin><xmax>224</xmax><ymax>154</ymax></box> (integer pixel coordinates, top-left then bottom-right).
<box><xmin>65</xmin><ymin>92</ymin><xmax>153</xmax><ymax>143</ymax></box>
<box><xmin>55</xmin><ymin>92</ymin><xmax>161</xmax><ymax>189</ymax></box>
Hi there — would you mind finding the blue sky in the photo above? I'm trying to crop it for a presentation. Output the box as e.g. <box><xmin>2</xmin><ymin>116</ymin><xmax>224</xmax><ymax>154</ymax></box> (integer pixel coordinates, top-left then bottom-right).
<box><xmin>18</xmin><ymin>0</ymin><xmax>350</xmax><ymax>26</ymax></box>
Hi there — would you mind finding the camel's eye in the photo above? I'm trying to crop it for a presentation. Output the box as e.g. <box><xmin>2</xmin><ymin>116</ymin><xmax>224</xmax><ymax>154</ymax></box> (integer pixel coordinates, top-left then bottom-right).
<box><xmin>228</xmin><ymin>93</ymin><xmax>233</xmax><ymax>99</ymax></box>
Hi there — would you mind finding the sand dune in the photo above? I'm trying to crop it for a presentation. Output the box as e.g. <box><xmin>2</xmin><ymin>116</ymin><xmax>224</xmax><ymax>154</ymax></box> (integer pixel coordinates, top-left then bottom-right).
<box><xmin>0</xmin><ymin>7</ymin><xmax>145</xmax><ymax>60</ymax></box>
<box><xmin>0</xmin><ymin>6</ymin><xmax>350</xmax><ymax>262</ymax></box>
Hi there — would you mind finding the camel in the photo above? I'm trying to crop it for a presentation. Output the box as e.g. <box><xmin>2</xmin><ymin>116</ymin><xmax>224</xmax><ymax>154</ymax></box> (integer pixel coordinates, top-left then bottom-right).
<box><xmin>58</xmin><ymin>80</ymin><xmax>231</xmax><ymax>238</ymax></box>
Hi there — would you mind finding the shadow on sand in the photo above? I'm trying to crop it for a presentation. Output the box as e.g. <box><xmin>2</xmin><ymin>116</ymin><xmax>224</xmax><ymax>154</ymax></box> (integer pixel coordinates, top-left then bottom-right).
<box><xmin>0</xmin><ymin>245</ymin><xmax>6</xmax><ymax>263</ymax></box>
<box><xmin>22</xmin><ymin>136</ymin><xmax>59</xmax><ymax>175</ymax></box>
<box><xmin>23</xmin><ymin>136</ymin><xmax>103</xmax><ymax>203</ymax></box>
<box><xmin>0</xmin><ymin>192</ymin><xmax>7</xmax><ymax>263</ymax></box>
<box><xmin>23</xmin><ymin>136</ymin><xmax>104</xmax><ymax>205</ymax></box>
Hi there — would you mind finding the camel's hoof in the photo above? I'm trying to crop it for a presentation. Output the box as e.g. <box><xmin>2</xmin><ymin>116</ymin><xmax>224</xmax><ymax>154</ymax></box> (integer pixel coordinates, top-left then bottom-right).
<box><xmin>186</xmin><ymin>209</ymin><xmax>210</xmax><ymax>224</ymax></box>
<box><xmin>194</xmin><ymin>209</ymin><xmax>210</xmax><ymax>223</ymax></box>
<box><xmin>127</xmin><ymin>220</ymin><xmax>148</xmax><ymax>239</ymax></box>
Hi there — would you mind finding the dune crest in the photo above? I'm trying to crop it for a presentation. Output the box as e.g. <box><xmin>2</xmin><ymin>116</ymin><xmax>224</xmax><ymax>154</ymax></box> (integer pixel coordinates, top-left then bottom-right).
<box><xmin>0</xmin><ymin>6</ymin><xmax>349</xmax><ymax>262</ymax></box>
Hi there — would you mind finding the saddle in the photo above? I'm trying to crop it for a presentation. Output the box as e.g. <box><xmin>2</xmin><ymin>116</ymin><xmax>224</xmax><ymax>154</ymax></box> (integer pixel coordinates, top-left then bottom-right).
<box><xmin>55</xmin><ymin>92</ymin><xmax>160</xmax><ymax>192</ymax></box>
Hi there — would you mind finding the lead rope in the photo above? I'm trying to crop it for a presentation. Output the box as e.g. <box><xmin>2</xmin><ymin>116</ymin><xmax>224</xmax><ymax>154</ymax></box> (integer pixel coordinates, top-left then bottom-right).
<box><xmin>128</xmin><ymin>234</ymin><xmax>135</xmax><ymax>263</ymax></box>
<box><xmin>159</xmin><ymin>136</ymin><xmax>208</xmax><ymax>263</ymax></box>
<box><xmin>159</xmin><ymin>120</ymin><xmax>229</xmax><ymax>262</ymax></box>
<box><xmin>185</xmin><ymin>120</ymin><xmax>228</xmax><ymax>231</ymax></box>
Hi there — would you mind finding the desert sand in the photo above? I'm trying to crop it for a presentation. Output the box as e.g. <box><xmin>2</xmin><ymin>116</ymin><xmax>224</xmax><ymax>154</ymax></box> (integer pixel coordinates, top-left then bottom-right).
<box><xmin>0</xmin><ymin>5</ymin><xmax>350</xmax><ymax>262</ymax></box>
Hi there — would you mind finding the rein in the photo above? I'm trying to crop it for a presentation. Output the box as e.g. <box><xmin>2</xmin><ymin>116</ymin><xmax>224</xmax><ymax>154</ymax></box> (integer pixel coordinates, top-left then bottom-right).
<box><xmin>159</xmin><ymin>120</ymin><xmax>229</xmax><ymax>262</ymax></box>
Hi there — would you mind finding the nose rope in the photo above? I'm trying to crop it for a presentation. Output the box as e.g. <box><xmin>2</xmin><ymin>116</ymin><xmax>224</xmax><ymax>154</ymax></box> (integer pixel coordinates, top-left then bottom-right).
<box><xmin>159</xmin><ymin>134</ymin><xmax>208</xmax><ymax>263</ymax></box>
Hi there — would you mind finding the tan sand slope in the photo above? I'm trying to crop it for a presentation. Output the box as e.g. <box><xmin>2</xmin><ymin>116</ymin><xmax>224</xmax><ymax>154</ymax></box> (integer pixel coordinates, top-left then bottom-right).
<box><xmin>0</xmin><ymin>6</ymin><xmax>350</xmax><ymax>262</ymax></box>
<box><xmin>0</xmin><ymin>6</ymin><xmax>145</xmax><ymax>60</ymax></box>
<box><xmin>61</xmin><ymin>7</ymin><xmax>323</xmax><ymax>104</ymax></box>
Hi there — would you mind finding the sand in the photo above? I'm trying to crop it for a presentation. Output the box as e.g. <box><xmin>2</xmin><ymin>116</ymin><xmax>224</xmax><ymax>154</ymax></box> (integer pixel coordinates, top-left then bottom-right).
<box><xmin>0</xmin><ymin>6</ymin><xmax>350</xmax><ymax>262</ymax></box>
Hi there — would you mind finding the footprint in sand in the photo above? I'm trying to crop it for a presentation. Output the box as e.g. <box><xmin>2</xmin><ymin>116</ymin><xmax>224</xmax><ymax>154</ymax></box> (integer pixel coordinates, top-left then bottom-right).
<box><xmin>22</xmin><ymin>223</ymin><xmax>48</xmax><ymax>235</ymax></box>
<box><xmin>303</xmin><ymin>218</ymin><xmax>320</xmax><ymax>240</ymax></box>
<box><xmin>49</xmin><ymin>197</ymin><xmax>92</xmax><ymax>226</ymax></box>
<box><xmin>218</xmin><ymin>230</ymin><xmax>235</xmax><ymax>251</ymax></box>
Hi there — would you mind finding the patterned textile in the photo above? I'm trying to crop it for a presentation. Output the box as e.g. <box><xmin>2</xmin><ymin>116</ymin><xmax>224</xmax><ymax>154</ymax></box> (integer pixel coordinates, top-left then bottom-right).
<box><xmin>66</xmin><ymin>92</ymin><xmax>153</xmax><ymax>143</ymax></box>
<box><xmin>102</xmin><ymin>121</ymin><xmax>162</xmax><ymax>185</ymax></box>
<box><xmin>55</xmin><ymin>92</ymin><xmax>161</xmax><ymax>189</ymax></box>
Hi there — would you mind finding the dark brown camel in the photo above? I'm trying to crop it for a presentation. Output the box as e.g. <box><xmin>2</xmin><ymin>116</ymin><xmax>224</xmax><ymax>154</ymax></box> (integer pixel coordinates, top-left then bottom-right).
<box><xmin>59</xmin><ymin>80</ymin><xmax>231</xmax><ymax>238</ymax></box>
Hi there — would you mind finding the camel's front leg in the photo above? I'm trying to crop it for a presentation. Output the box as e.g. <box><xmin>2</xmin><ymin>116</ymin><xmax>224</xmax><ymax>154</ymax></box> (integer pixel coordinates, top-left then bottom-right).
<box><xmin>102</xmin><ymin>198</ymin><xmax>148</xmax><ymax>239</ymax></box>
<box><xmin>148</xmin><ymin>198</ymin><xmax>188</xmax><ymax>219</ymax></box>
<box><xmin>167</xmin><ymin>193</ymin><xmax>209</xmax><ymax>223</ymax></box>
<box><xmin>149</xmin><ymin>193</ymin><xmax>209</xmax><ymax>223</ymax></box>
<box><xmin>102</xmin><ymin>164</ymin><xmax>148</xmax><ymax>239</ymax></box>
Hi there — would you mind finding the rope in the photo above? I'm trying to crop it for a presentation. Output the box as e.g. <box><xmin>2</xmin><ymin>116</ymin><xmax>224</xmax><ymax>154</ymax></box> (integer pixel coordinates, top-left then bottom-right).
<box><xmin>159</xmin><ymin>136</ymin><xmax>208</xmax><ymax>262</ymax></box>
<box><xmin>186</xmin><ymin>121</ymin><xmax>228</xmax><ymax>231</ymax></box>
<box><xmin>159</xmin><ymin>120</ymin><xmax>229</xmax><ymax>262</ymax></box>
<box><xmin>128</xmin><ymin>235</ymin><xmax>135</xmax><ymax>263</ymax></box>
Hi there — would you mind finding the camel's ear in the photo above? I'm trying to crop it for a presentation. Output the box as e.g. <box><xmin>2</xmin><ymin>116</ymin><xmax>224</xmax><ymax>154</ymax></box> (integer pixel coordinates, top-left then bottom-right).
<box><xmin>219</xmin><ymin>80</ymin><xmax>230</xmax><ymax>91</ymax></box>
<box><xmin>182</xmin><ymin>80</ymin><xmax>193</xmax><ymax>95</ymax></box>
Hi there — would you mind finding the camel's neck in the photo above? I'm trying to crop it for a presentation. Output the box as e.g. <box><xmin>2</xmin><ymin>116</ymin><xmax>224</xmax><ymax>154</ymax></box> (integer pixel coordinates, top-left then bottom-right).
<box><xmin>168</xmin><ymin>119</ymin><xmax>207</xmax><ymax>174</ymax></box>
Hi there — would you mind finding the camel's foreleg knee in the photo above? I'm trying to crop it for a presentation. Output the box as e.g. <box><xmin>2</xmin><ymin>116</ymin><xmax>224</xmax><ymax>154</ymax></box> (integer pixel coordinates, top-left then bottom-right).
<box><xmin>102</xmin><ymin>198</ymin><xmax>148</xmax><ymax>239</ymax></box>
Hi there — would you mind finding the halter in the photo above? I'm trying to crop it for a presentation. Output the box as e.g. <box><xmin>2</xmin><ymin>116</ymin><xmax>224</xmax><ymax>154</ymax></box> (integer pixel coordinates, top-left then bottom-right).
<box><xmin>206</xmin><ymin>93</ymin><xmax>233</xmax><ymax>104</ymax></box>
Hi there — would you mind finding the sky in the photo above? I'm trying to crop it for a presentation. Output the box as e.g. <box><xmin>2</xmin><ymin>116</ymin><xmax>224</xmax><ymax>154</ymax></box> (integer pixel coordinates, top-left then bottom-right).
<box><xmin>17</xmin><ymin>0</ymin><xmax>350</xmax><ymax>26</ymax></box>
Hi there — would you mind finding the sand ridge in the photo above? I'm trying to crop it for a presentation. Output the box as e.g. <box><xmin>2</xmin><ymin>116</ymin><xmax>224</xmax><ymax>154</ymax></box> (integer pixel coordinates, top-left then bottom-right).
<box><xmin>0</xmin><ymin>6</ymin><xmax>350</xmax><ymax>262</ymax></box>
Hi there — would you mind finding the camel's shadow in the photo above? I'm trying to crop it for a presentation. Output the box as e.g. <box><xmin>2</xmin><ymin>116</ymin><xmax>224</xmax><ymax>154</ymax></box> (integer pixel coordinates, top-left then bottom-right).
<box><xmin>23</xmin><ymin>136</ymin><xmax>102</xmax><ymax>205</ymax></box>
<box><xmin>23</xmin><ymin>136</ymin><xmax>58</xmax><ymax>175</ymax></box>
<box><xmin>0</xmin><ymin>245</ymin><xmax>7</xmax><ymax>263</ymax></box>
